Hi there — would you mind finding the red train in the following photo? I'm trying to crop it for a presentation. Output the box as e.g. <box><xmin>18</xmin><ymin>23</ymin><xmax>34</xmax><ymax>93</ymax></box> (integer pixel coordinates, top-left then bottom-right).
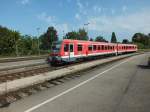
<box><xmin>48</xmin><ymin>39</ymin><xmax>137</xmax><ymax>65</ymax></box>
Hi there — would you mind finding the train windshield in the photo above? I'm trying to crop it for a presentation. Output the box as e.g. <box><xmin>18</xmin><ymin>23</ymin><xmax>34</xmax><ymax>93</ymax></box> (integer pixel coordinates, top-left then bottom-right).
<box><xmin>51</xmin><ymin>41</ymin><xmax>61</xmax><ymax>52</ymax></box>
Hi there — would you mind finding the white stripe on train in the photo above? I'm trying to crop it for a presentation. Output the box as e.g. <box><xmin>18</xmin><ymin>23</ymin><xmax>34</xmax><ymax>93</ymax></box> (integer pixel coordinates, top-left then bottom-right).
<box><xmin>61</xmin><ymin>50</ymin><xmax>136</xmax><ymax>59</ymax></box>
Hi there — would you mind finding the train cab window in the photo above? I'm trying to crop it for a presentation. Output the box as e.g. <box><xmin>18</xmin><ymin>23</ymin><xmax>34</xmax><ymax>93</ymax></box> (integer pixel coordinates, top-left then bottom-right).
<box><xmin>78</xmin><ymin>44</ymin><xmax>82</xmax><ymax>51</ymax></box>
<box><xmin>64</xmin><ymin>44</ymin><xmax>69</xmax><ymax>52</ymax></box>
<box><xmin>88</xmin><ymin>45</ymin><xmax>92</xmax><ymax>51</ymax></box>
<box><xmin>93</xmin><ymin>45</ymin><xmax>96</xmax><ymax>51</ymax></box>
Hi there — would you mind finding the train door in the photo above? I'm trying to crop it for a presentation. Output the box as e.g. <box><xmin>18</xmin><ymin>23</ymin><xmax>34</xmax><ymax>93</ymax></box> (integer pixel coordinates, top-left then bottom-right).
<box><xmin>69</xmin><ymin>43</ymin><xmax>74</xmax><ymax>60</ymax></box>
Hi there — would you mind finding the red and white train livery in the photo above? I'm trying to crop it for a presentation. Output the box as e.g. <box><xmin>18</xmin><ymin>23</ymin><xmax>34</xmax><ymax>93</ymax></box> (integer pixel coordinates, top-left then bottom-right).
<box><xmin>48</xmin><ymin>39</ymin><xmax>137</xmax><ymax>64</ymax></box>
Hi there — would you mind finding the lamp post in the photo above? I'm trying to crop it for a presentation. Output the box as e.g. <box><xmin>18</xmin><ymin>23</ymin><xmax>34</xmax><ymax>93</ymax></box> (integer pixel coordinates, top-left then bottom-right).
<box><xmin>14</xmin><ymin>36</ymin><xmax>19</xmax><ymax>57</ymax></box>
<box><xmin>84</xmin><ymin>22</ymin><xmax>90</xmax><ymax>40</ymax></box>
<box><xmin>36</xmin><ymin>28</ymin><xmax>40</xmax><ymax>56</ymax></box>
<box><xmin>63</xmin><ymin>30</ymin><xmax>65</xmax><ymax>39</ymax></box>
<box><xmin>84</xmin><ymin>23</ymin><xmax>90</xmax><ymax>33</ymax></box>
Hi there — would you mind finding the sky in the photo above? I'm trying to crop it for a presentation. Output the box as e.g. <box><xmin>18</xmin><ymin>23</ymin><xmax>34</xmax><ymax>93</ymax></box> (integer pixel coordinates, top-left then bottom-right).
<box><xmin>0</xmin><ymin>0</ymin><xmax>150</xmax><ymax>41</ymax></box>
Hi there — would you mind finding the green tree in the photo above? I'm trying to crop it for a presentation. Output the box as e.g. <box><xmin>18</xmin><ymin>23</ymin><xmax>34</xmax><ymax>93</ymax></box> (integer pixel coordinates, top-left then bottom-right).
<box><xmin>17</xmin><ymin>35</ymin><xmax>34</xmax><ymax>55</ymax></box>
<box><xmin>64</xmin><ymin>28</ymin><xmax>88</xmax><ymax>40</ymax></box>
<box><xmin>78</xmin><ymin>28</ymin><xmax>88</xmax><ymax>40</ymax></box>
<box><xmin>132</xmin><ymin>33</ymin><xmax>150</xmax><ymax>49</ymax></box>
<box><xmin>111</xmin><ymin>32</ymin><xmax>117</xmax><ymax>43</ymax></box>
<box><xmin>0</xmin><ymin>25</ymin><xmax>21</xmax><ymax>55</ymax></box>
<box><xmin>95</xmin><ymin>36</ymin><xmax>108</xmax><ymax>42</ymax></box>
<box><xmin>40</xmin><ymin>26</ymin><xmax>58</xmax><ymax>50</ymax></box>
<box><xmin>89</xmin><ymin>38</ymin><xmax>93</xmax><ymax>41</ymax></box>
<box><xmin>122</xmin><ymin>39</ymin><xmax>129</xmax><ymax>44</ymax></box>
<box><xmin>64</xmin><ymin>31</ymin><xmax>79</xmax><ymax>40</ymax></box>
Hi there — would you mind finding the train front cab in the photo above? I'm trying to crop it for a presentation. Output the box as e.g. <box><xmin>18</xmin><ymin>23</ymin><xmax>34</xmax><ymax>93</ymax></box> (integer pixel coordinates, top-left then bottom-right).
<box><xmin>48</xmin><ymin>41</ymin><xmax>62</xmax><ymax>65</ymax></box>
<box><xmin>49</xmin><ymin>40</ymin><xmax>76</xmax><ymax>65</ymax></box>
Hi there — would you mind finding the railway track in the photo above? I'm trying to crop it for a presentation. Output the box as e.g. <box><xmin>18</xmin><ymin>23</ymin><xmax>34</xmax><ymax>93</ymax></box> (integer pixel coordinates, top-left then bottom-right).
<box><xmin>0</xmin><ymin>55</ymin><xmax>105</xmax><ymax>84</ymax></box>
<box><xmin>0</xmin><ymin>55</ymin><xmax>47</xmax><ymax>63</ymax></box>
<box><xmin>0</xmin><ymin>61</ymin><xmax>81</xmax><ymax>84</ymax></box>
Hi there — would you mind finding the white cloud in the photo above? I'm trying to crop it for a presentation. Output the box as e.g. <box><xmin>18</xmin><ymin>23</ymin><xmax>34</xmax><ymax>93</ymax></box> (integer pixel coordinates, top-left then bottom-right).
<box><xmin>76</xmin><ymin>0</ymin><xmax>87</xmax><ymax>15</ymax></box>
<box><xmin>77</xmin><ymin>0</ymin><xmax>83</xmax><ymax>9</ymax></box>
<box><xmin>93</xmin><ymin>5</ymin><xmax>102</xmax><ymax>13</ymax></box>
<box><xmin>75</xmin><ymin>13</ymin><xmax>81</xmax><ymax>20</ymax></box>
<box><xmin>111</xmin><ymin>9</ymin><xmax>115</xmax><ymax>15</ymax></box>
<box><xmin>21</xmin><ymin>0</ymin><xmax>30</xmax><ymax>5</ymax></box>
<box><xmin>56</xmin><ymin>23</ymin><xmax>69</xmax><ymax>35</ymax></box>
<box><xmin>85</xmin><ymin>2</ymin><xmax>89</xmax><ymax>7</ymax></box>
<box><xmin>122</xmin><ymin>6</ymin><xmax>127</xmax><ymax>12</ymax></box>
<box><xmin>88</xmin><ymin>9</ymin><xmax>150</xmax><ymax>34</ymax></box>
<box><xmin>37</xmin><ymin>12</ymin><xmax>56</xmax><ymax>25</ymax></box>
<box><xmin>37</xmin><ymin>12</ymin><xmax>69</xmax><ymax>37</ymax></box>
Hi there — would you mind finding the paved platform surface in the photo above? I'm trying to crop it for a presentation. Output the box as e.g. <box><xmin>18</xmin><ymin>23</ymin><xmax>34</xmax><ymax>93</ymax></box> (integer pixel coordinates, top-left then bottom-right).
<box><xmin>0</xmin><ymin>59</ymin><xmax>46</xmax><ymax>70</ymax></box>
<box><xmin>0</xmin><ymin>53</ymin><xmax>150</xmax><ymax>112</ymax></box>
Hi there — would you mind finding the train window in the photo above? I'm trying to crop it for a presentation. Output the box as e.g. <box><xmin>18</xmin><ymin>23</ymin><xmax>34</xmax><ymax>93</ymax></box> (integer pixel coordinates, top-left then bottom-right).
<box><xmin>102</xmin><ymin>45</ymin><xmax>104</xmax><ymax>50</ymax></box>
<box><xmin>105</xmin><ymin>46</ymin><xmax>107</xmax><ymax>50</ymax></box>
<box><xmin>64</xmin><ymin>44</ymin><xmax>69</xmax><ymax>52</ymax></box>
<box><xmin>110</xmin><ymin>46</ymin><xmax>112</xmax><ymax>50</ymax></box>
<box><xmin>88</xmin><ymin>45</ymin><xmax>92</xmax><ymax>51</ymax></box>
<box><xmin>98</xmin><ymin>45</ymin><xmax>101</xmax><ymax>50</ymax></box>
<box><xmin>70</xmin><ymin>44</ymin><xmax>73</xmax><ymax>52</ymax></box>
<box><xmin>109</xmin><ymin>46</ymin><xmax>111</xmax><ymax>50</ymax></box>
<box><xmin>93</xmin><ymin>45</ymin><xmax>96</xmax><ymax>51</ymax></box>
<box><xmin>78</xmin><ymin>44</ymin><xmax>82</xmax><ymax>51</ymax></box>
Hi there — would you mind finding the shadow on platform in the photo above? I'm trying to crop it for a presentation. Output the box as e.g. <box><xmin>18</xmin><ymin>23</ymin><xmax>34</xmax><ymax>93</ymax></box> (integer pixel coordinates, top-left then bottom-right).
<box><xmin>138</xmin><ymin>65</ymin><xmax>150</xmax><ymax>69</ymax></box>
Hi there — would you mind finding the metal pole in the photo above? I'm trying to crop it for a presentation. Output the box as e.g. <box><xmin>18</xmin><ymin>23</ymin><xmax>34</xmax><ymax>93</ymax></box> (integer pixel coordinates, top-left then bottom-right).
<box><xmin>36</xmin><ymin>28</ymin><xmax>40</xmax><ymax>56</ymax></box>
<box><xmin>84</xmin><ymin>22</ymin><xmax>90</xmax><ymax>39</ymax></box>
<box><xmin>63</xmin><ymin>30</ymin><xmax>65</xmax><ymax>39</ymax></box>
<box><xmin>14</xmin><ymin>37</ymin><xmax>19</xmax><ymax>57</ymax></box>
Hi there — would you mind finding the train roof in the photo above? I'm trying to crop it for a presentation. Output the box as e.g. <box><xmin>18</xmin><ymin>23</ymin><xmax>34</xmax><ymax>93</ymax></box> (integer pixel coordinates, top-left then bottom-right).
<box><xmin>62</xmin><ymin>39</ymin><xmax>115</xmax><ymax>45</ymax></box>
<box><xmin>62</xmin><ymin>39</ymin><xmax>137</xmax><ymax>46</ymax></box>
